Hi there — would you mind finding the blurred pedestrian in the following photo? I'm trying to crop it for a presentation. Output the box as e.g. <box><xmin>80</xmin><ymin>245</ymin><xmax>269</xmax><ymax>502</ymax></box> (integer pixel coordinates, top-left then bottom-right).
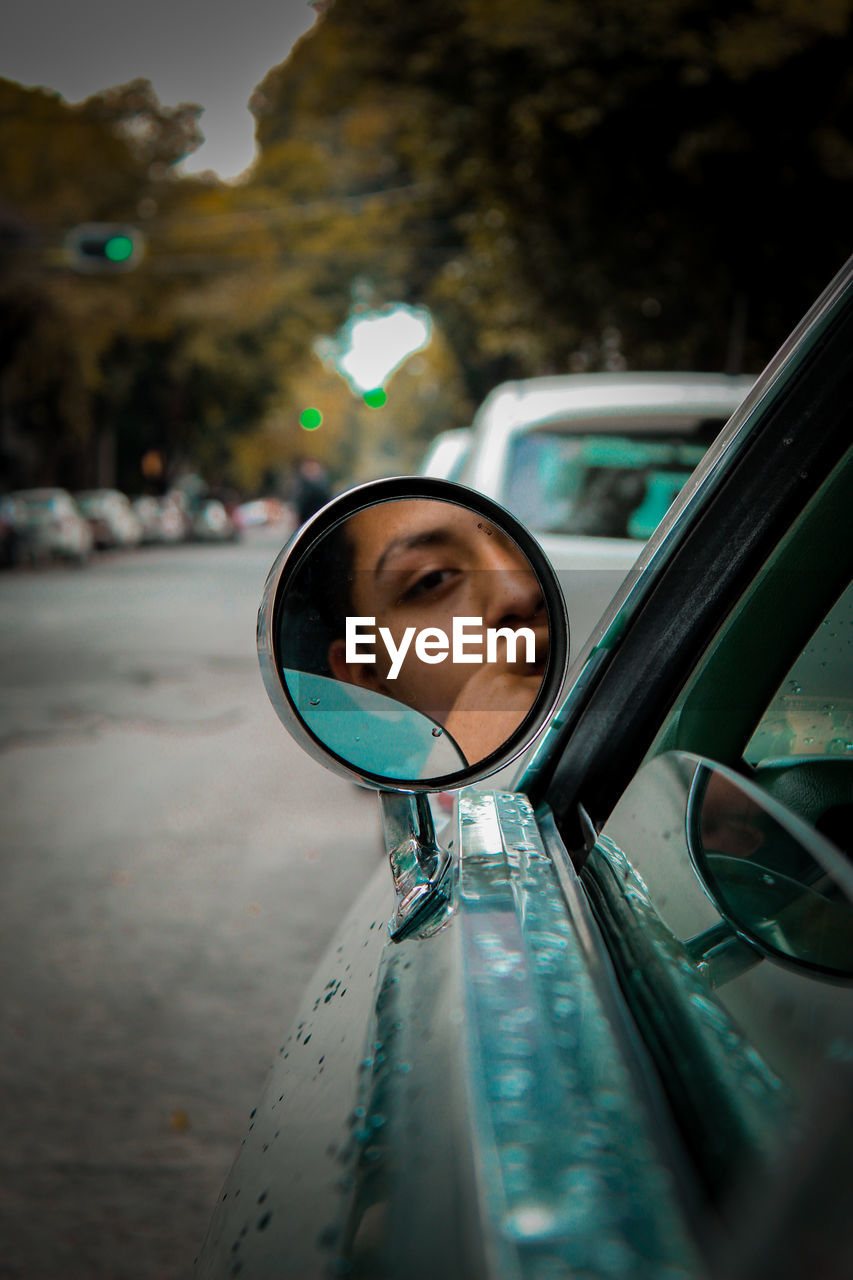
<box><xmin>293</xmin><ymin>458</ymin><xmax>331</xmax><ymax>524</ymax></box>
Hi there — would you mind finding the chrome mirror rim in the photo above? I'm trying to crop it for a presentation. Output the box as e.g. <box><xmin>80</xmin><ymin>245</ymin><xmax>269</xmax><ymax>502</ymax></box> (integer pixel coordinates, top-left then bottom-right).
<box><xmin>257</xmin><ymin>475</ymin><xmax>569</xmax><ymax>792</ymax></box>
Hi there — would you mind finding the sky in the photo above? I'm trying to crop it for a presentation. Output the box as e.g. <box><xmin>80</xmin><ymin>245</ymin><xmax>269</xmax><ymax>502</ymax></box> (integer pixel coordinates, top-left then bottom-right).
<box><xmin>2</xmin><ymin>0</ymin><xmax>318</xmax><ymax>179</ymax></box>
<box><xmin>319</xmin><ymin>307</ymin><xmax>433</xmax><ymax>393</ymax></box>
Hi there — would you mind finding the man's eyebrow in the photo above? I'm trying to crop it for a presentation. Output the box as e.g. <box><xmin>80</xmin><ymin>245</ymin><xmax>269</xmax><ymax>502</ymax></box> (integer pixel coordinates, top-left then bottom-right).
<box><xmin>374</xmin><ymin>528</ymin><xmax>456</xmax><ymax>575</ymax></box>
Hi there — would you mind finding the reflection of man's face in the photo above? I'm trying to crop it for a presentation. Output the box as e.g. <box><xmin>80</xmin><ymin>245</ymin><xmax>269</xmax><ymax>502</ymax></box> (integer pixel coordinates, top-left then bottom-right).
<box><xmin>327</xmin><ymin>499</ymin><xmax>548</xmax><ymax>761</ymax></box>
<box><xmin>700</xmin><ymin>773</ymin><xmax>766</xmax><ymax>860</ymax></box>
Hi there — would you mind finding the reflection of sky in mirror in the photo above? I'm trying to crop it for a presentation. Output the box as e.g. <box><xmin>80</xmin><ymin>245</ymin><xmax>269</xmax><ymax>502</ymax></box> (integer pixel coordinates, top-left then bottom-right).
<box><xmin>1</xmin><ymin>0</ymin><xmax>317</xmax><ymax>179</ymax></box>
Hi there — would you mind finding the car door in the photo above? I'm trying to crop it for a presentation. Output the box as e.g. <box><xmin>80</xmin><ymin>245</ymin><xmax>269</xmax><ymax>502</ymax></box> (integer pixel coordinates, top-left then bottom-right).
<box><xmin>532</xmin><ymin>263</ymin><xmax>853</xmax><ymax>1277</ymax></box>
<box><xmin>196</xmin><ymin>259</ymin><xmax>853</xmax><ymax>1280</ymax></box>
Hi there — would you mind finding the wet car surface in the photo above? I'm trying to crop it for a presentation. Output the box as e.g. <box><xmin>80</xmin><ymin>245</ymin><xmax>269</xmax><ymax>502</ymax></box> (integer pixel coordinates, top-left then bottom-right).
<box><xmin>197</xmin><ymin>257</ymin><xmax>853</xmax><ymax>1280</ymax></box>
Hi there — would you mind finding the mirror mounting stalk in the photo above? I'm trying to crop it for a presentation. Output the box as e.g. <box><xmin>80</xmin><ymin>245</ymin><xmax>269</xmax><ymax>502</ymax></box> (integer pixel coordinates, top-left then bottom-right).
<box><xmin>378</xmin><ymin>792</ymin><xmax>453</xmax><ymax>940</ymax></box>
<box><xmin>685</xmin><ymin>920</ymin><xmax>763</xmax><ymax>988</ymax></box>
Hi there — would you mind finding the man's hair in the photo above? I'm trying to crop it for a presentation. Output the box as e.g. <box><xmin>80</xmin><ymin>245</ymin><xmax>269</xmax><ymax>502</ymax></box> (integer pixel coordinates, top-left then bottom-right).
<box><xmin>279</xmin><ymin>520</ymin><xmax>356</xmax><ymax>677</ymax></box>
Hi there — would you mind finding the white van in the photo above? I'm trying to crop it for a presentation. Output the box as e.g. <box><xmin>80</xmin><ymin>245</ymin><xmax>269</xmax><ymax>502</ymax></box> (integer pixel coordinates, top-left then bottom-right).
<box><xmin>459</xmin><ymin>372</ymin><xmax>755</xmax><ymax>655</ymax></box>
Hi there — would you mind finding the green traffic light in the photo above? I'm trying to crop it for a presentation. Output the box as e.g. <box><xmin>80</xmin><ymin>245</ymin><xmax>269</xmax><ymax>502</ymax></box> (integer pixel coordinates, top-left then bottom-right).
<box><xmin>300</xmin><ymin>407</ymin><xmax>323</xmax><ymax>430</ymax></box>
<box><xmin>104</xmin><ymin>235</ymin><xmax>135</xmax><ymax>263</ymax></box>
<box><xmin>363</xmin><ymin>388</ymin><xmax>387</xmax><ymax>408</ymax></box>
<box><xmin>65</xmin><ymin>223</ymin><xmax>143</xmax><ymax>272</ymax></box>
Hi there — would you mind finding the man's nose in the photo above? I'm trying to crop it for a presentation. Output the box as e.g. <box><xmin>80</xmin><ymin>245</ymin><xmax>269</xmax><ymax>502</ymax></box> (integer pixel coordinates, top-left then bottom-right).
<box><xmin>477</xmin><ymin>548</ymin><xmax>543</xmax><ymax>625</ymax></box>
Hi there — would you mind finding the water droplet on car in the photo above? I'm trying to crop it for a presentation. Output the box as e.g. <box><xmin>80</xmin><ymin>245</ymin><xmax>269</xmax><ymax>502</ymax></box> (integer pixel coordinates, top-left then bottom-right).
<box><xmin>431</xmin><ymin>727</ymin><xmax>442</xmax><ymax>737</ymax></box>
<box><xmin>308</xmin><ymin>697</ymin><xmax>321</xmax><ymax>706</ymax></box>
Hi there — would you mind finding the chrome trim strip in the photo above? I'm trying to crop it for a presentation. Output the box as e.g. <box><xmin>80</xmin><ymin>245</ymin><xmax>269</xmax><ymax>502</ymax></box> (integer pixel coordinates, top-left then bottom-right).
<box><xmin>456</xmin><ymin>789</ymin><xmax>698</xmax><ymax>1278</ymax></box>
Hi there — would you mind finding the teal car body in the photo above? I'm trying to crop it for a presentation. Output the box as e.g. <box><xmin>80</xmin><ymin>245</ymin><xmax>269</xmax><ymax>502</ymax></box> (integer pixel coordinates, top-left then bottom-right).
<box><xmin>197</xmin><ymin>258</ymin><xmax>853</xmax><ymax>1280</ymax></box>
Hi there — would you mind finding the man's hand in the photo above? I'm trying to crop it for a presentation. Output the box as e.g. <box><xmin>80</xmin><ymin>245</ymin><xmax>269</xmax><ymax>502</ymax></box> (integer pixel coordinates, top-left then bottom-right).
<box><xmin>444</xmin><ymin>668</ymin><xmax>541</xmax><ymax>764</ymax></box>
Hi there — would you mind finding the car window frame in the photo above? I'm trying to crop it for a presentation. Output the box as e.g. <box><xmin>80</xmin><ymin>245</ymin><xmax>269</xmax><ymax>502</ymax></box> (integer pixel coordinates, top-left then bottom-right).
<box><xmin>649</xmin><ymin>450</ymin><xmax>853</xmax><ymax>767</ymax></box>
<box><xmin>529</xmin><ymin>256</ymin><xmax>853</xmax><ymax>860</ymax></box>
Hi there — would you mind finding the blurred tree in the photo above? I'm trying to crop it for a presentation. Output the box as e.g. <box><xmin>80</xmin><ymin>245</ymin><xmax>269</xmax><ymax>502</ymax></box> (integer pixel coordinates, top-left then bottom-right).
<box><xmin>81</xmin><ymin>78</ymin><xmax>204</xmax><ymax>178</ymax></box>
<box><xmin>230</xmin><ymin>316</ymin><xmax>471</xmax><ymax>499</ymax></box>
<box><xmin>4</xmin><ymin>2</ymin><xmax>853</xmax><ymax>493</ymax></box>
<box><xmin>228</xmin><ymin>314</ymin><xmax>470</xmax><ymax>493</ymax></box>
<box><xmin>0</xmin><ymin>78</ymin><xmax>205</xmax><ymax>490</ymax></box>
<box><xmin>250</xmin><ymin>0</ymin><xmax>853</xmax><ymax>391</ymax></box>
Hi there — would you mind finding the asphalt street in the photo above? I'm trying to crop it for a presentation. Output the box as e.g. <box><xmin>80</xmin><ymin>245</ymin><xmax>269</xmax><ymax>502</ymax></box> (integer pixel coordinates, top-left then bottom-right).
<box><xmin>0</xmin><ymin>530</ymin><xmax>383</xmax><ymax>1280</ymax></box>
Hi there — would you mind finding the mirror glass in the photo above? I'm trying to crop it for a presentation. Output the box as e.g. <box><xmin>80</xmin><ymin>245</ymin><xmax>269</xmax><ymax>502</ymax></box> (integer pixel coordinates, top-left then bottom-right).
<box><xmin>277</xmin><ymin>496</ymin><xmax>551</xmax><ymax>780</ymax></box>
<box><xmin>687</xmin><ymin>763</ymin><xmax>853</xmax><ymax>977</ymax></box>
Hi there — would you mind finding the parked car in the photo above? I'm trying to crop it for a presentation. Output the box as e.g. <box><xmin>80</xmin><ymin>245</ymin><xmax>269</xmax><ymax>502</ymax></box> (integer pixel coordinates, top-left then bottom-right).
<box><xmin>417</xmin><ymin>427</ymin><xmax>472</xmax><ymax>481</ymax></box>
<box><xmin>0</xmin><ymin>494</ymin><xmax>28</xmax><ymax>567</ymax></box>
<box><xmin>8</xmin><ymin>488</ymin><xmax>93</xmax><ymax>564</ymax></box>
<box><xmin>196</xmin><ymin>257</ymin><xmax>853</xmax><ymax>1280</ymax></box>
<box><xmin>129</xmin><ymin>495</ymin><xmax>181</xmax><ymax>544</ymax></box>
<box><xmin>233</xmin><ymin>497</ymin><xmax>294</xmax><ymax>532</ymax></box>
<box><xmin>190</xmin><ymin>498</ymin><xmax>238</xmax><ymax>542</ymax></box>
<box><xmin>459</xmin><ymin>372</ymin><xmax>754</xmax><ymax>656</ymax></box>
<box><xmin>76</xmin><ymin>488</ymin><xmax>143</xmax><ymax>549</ymax></box>
<box><xmin>160</xmin><ymin>491</ymin><xmax>194</xmax><ymax>542</ymax></box>
<box><xmin>130</xmin><ymin>496</ymin><xmax>160</xmax><ymax>544</ymax></box>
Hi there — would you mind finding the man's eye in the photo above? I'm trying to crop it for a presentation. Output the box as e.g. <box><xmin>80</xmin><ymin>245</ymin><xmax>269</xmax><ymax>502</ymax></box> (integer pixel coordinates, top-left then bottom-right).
<box><xmin>399</xmin><ymin>568</ymin><xmax>456</xmax><ymax>602</ymax></box>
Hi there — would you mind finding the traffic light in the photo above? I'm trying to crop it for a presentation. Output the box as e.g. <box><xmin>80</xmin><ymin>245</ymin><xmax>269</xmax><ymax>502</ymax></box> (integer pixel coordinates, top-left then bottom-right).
<box><xmin>64</xmin><ymin>223</ymin><xmax>144</xmax><ymax>273</ymax></box>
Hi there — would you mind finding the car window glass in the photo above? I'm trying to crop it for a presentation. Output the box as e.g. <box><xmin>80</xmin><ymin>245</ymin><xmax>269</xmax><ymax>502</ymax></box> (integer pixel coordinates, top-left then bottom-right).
<box><xmin>584</xmin><ymin>446</ymin><xmax>853</xmax><ymax>1200</ymax></box>
<box><xmin>745</xmin><ymin>580</ymin><xmax>853</xmax><ymax>764</ymax></box>
<box><xmin>646</xmin><ymin>445</ymin><xmax>853</xmax><ymax>771</ymax></box>
<box><xmin>593</xmin><ymin>748</ymin><xmax>852</xmax><ymax>1193</ymax></box>
<box><xmin>588</xmin><ymin>489</ymin><xmax>853</xmax><ymax>1203</ymax></box>
<box><xmin>503</xmin><ymin>426</ymin><xmax>719</xmax><ymax>538</ymax></box>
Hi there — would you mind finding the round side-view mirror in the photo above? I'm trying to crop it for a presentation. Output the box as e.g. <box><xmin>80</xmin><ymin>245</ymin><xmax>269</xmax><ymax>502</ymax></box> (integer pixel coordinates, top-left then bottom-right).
<box><xmin>686</xmin><ymin>760</ymin><xmax>853</xmax><ymax>981</ymax></box>
<box><xmin>258</xmin><ymin>477</ymin><xmax>569</xmax><ymax>792</ymax></box>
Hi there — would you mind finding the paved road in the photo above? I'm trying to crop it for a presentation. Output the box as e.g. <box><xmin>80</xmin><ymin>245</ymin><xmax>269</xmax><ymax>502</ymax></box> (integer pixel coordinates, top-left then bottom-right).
<box><xmin>0</xmin><ymin>531</ymin><xmax>383</xmax><ymax>1280</ymax></box>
